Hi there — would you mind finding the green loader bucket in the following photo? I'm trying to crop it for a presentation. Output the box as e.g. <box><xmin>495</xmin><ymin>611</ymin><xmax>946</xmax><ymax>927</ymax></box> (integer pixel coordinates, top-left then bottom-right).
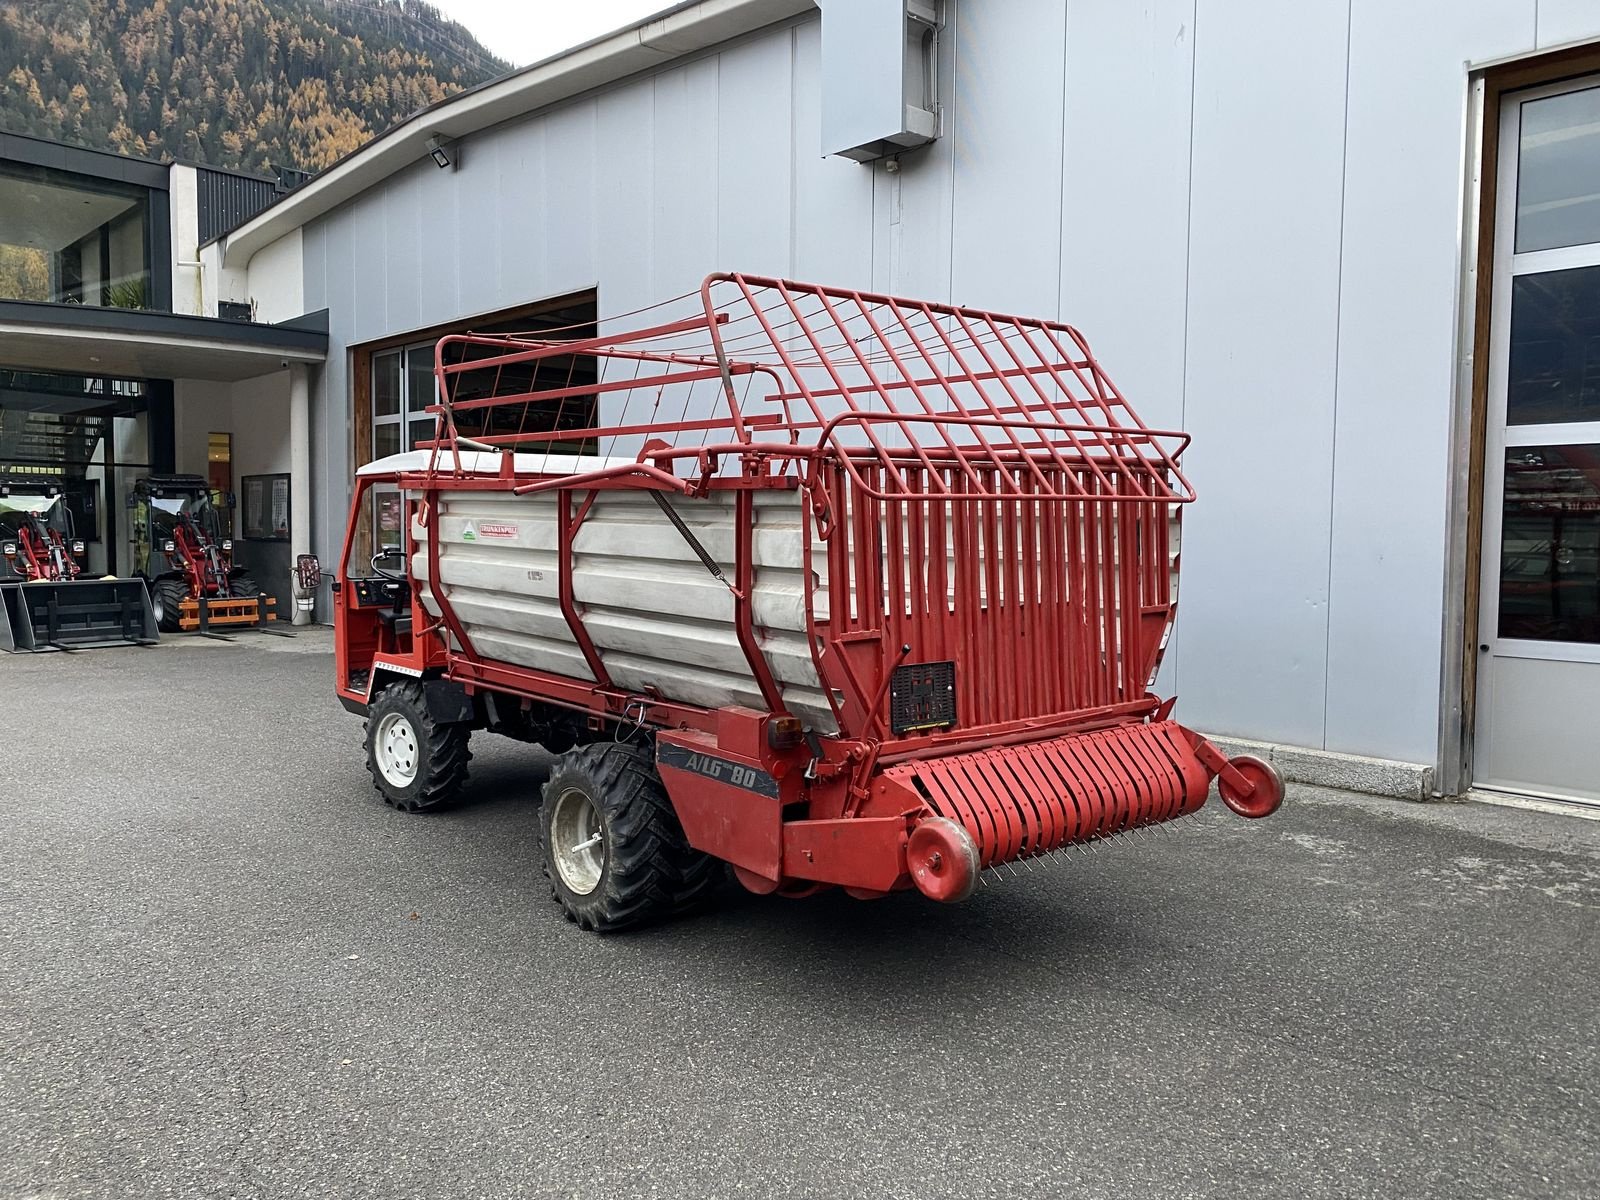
<box><xmin>0</xmin><ymin>578</ymin><xmax>159</xmax><ymax>653</ymax></box>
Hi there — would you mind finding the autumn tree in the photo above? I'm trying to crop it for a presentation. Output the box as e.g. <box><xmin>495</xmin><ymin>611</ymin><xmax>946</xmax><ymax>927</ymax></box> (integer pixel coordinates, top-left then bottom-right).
<box><xmin>0</xmin><ymin>0</ymin><xmax>507</xmax><ymax>174</ymax></box>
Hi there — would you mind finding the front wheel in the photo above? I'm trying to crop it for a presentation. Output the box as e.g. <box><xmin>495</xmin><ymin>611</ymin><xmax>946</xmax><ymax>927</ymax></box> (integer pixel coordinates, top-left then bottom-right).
<box><xmin>539</xmin><ymin>743</ymin><xmax>720</xmax><ymax>932</ymax></box>
<box><xmin>364</xmin><ymin>680</ymin><xmax>471</xmax><ymax>812</ymax></box>
<box><xmin>151</xmin><ymin>578</ymin><xmax>188</xmax><ymax>634</ymax></box>
<box><xmin>230</xmin><ymin>573</ymin><xmax>261</xmax><ymax>599</ymax></box>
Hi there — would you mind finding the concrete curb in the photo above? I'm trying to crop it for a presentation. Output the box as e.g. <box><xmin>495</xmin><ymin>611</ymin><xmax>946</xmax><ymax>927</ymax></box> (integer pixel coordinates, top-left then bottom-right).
<box><xmin>1205</xmin><ymin>734</ymin><xmax>1434</xmax><ymax>802</ymax></box>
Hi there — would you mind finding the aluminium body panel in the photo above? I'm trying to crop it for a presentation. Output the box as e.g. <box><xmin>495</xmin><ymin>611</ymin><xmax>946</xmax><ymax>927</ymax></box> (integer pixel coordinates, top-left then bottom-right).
<box><xmin>408</xmin><ymin>484</ymin><xmax>838</xmax><ymax>730</ymax></box>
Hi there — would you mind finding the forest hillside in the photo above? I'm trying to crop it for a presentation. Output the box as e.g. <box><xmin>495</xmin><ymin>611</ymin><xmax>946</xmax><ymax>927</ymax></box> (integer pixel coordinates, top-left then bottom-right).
<box><xmin>0</xmin><ymin>0</ymin><xmax>509</xmax><ymax>175</ymax></box>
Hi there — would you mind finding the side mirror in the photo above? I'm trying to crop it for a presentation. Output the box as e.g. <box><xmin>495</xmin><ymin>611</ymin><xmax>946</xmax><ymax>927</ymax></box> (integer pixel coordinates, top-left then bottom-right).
<box><xmin>295</xmin><ymin>553</ymin><xmax>322</xmax><ymax>591</ymax></box>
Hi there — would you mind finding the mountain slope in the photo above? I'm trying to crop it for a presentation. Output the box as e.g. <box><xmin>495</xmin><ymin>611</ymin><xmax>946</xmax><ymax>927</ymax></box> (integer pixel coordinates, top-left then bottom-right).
<box><xmin>0</xmin><ymin>0</ymin><xmax>509</xmax><ymax>174</ymax></box>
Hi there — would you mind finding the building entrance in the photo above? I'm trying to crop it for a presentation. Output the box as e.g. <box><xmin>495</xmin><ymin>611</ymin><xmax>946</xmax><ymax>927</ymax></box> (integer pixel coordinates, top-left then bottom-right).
<box><xmin>0</xmin><ymin>368</ymin><xmax>172</xmax><ymax>577</ymax></box>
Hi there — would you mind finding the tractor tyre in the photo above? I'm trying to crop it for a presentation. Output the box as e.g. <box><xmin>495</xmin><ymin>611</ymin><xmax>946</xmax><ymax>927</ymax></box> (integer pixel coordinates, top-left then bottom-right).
<box><xmin>151</xmin><ymin>578</ymin><xmax>188</xmax><ymax>634</ymax></box>
<box><xmin>230</xmin><ymin>573</ymin><xmax>261</xmax><ymax>599</ymax></box>
<box><xmin>364</xmin><ymin>680</ymin><xmax>471</xmax><ymax>813</ymax></box>
<box><xmin>539</xmin><ymin>742</ymin><xmax>721</xmax><ymax>933</ymax></box>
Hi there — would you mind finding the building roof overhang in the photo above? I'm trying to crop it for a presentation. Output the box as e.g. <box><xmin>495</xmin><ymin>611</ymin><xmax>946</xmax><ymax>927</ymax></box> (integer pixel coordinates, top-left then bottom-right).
<box><xmin>216</xmin><ymin>0</ymin><xmax>816</xmax><ymax>269</ymax></box>
<box><xmin>0</xmin><ymin>302</ymin><xmax>328</xmax><ymax>382</ymax></box>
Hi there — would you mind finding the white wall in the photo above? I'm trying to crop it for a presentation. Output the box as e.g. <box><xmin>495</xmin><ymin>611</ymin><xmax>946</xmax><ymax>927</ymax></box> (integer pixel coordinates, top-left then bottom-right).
<box><xmin>172</xmin><ymin>374</ymin><xmax>293</xmax><ymax>479</ymax></box>
<box><xmin>199</xmin><ymin>240</ymin><xmax>247</xmax><ymax>318</ymax></box>
<box><xmin>171</xmin><ymin>378</ymin><xmax>220</xmax><ymax>477</ymax></box>
<box><xmin>246</xmin><ymin>230</ymin><xmax>305</xmax><ymax>324</ymax></box>
<box><xmin>168</xmin><ymin>164</ymin><xmax>203</xmax><ymax>315</ymax></box>
<box><xmin>271</xmin><ymin>0</ymin><xmax>1600</xmax><ymax>769</ymax></box>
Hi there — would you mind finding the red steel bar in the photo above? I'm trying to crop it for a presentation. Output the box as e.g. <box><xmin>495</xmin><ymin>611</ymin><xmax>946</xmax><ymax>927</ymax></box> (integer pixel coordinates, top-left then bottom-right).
<box><xmin>408</xmin><ymin>273</ymin><xmax>1197</xmax><ymax>742</ymax></box>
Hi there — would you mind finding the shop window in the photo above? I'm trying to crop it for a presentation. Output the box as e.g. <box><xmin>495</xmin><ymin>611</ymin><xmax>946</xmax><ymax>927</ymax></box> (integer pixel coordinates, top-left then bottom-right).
<box><xmin>355</xmin><ymin>294</ymin><xmax>598</xmax><ymax>563</ymax></box>
<box><xmin>0</xmin><ymin>162</ymin><xmax>153</xmax><ymax>308</ymax></box>
<box><xmin>370</xmin><ymin>343</ymin><xmax>438</xmax><ymax>461</ymax></box>
<box><xmin>207</xmin><ymin>433</ymin><xmax>233</xmax><ymax>537</ymax></box>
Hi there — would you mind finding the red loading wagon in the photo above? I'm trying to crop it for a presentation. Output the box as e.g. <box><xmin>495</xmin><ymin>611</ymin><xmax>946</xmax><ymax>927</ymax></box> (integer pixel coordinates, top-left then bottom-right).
<box><xmin>319</xmin><ymin>273</ymin><xmax>1284</xmax><ymax>931</ymax></box>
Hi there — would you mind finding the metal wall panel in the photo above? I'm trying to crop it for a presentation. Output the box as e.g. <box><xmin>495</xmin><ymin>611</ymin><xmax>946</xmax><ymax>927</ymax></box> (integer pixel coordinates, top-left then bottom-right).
<box><xmin>1537</xmin><ymin>0</ymin><xmax>1600</xmax><ymax>48</ymax></box>
<box><xmin>542</xmin><ymin>100</ymin><xmax>602</xmax><ymax>300</ymax></box>
<box><xmin>1323</xmin><ymin>0</ymin><xmax>1535</xmax><ymax>761</ymax></box>
<box><xmin>195</xmin><ymin>169</ymin><xmax>277</xmax><ymax>244</ymax></box>
<box><xmin>717</xmin><ymin>31</ymin><xmax>795</xmax><ymax>278</ymax></box>
<box><xmin>1177</xmin><ymin>0</ymin><xmax>1350</xmax><ymax>749</ymax></box>
<box><xmin>281</xmin><ymin>3</ymin><xmax>1589</xmax><ymax>768</ymax></box>
<box><xmin>946</xmin><ymin>0</ymin><xmax>1065</xmax><ymax>316</ymax></box>
<box><xmin>652</xmin><ymin>59</ymin><xmax>722</xmax><ymax>301</ymax></box>
<box><xmin>1058</xmin><ymin>0</ymin><xmax>1197</xmax><ymax>701</ymax></box>
<box><xmin>382</xmin><ymin>165</ymin><xmax>424</xmax><ymax>336</ymax></box>
<box><xmin>875</xmin><ymin>6</ymin><xmax>956</xmax><ymax>306</ymax></box>
<box><xmin>595</xmin><ymin>80</ymin><xmax>658</xmax><ymax>315</ymax></box>
<box><xmin>496</xmin><ymin>114</ymin><xmax>547</xmax><ymax>313</ymax></box>
<box><xmin>453</xmin><ymin>138</ymin><xmax>506</xmax><ymax>318</ymax></box>
<box><xmin>790</xmin><ymin>21</ymin><xmax>876</xmax><ymax>289</ymax></box>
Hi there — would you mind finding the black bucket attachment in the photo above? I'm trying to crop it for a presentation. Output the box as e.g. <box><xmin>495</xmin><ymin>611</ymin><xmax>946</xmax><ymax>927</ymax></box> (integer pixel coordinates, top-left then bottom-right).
<box><xmin>0</xmin><ymin>578</ymin><xmax>159</xmax><ymax>652</ymax></box>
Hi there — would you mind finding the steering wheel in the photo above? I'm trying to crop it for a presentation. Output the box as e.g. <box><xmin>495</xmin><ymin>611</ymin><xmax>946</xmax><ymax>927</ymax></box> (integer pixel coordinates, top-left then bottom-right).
<box><xmin>371</xmin><ymin>546</ymin><xmax>405</xmax><ymax>581</ymax></box>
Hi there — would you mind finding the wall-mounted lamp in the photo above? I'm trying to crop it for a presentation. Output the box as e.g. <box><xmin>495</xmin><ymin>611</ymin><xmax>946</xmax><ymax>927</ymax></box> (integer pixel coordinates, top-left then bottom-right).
<box><xmin>427</xmin><ymin>135</ymin><xmax>458</xmax><ymax>171</ymax></box>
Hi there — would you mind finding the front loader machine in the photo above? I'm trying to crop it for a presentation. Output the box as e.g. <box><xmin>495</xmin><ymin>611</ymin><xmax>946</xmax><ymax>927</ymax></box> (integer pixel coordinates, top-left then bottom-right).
<box><xmin>330</xmin><ymin>272</ymin><xmax>1285</xmax><ymax>931</ymax></box>
<box><xmin>0</xmin><ymin>477</ymin><xmax>156</xmax><ymax>652</ymax></box>
<box><xmin>130</xmin><ymin>475</ymin><xmax>274</xmax><ymax>633</ymax></box>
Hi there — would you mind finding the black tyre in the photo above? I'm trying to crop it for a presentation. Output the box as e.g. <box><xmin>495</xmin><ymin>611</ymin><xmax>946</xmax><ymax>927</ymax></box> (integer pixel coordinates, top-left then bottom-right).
<box><xmin>230</xmin><ymin>573</ymin><xmax>261</xmax><ymax>599</ymax></box>
<box><xmin>539</xmin><ymin>743</ymin><xmax>721</xmax><ymax>932</ymax></box>
<box><xmin>151</xmin><ymin>577</ymin><xmax>188</xmax><ymax>633</ymax></box>
<box><xmin>364</xmin><ymin>680</ymin><xmax>471</xmax><ymax>812</ymax></box>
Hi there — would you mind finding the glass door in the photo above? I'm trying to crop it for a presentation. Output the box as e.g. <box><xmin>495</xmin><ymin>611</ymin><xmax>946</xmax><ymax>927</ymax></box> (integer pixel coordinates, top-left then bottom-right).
<box><xmin>1477</xmin><ymin>78</ymin><xmax>1600</xmax><ymax>805</ymax></box>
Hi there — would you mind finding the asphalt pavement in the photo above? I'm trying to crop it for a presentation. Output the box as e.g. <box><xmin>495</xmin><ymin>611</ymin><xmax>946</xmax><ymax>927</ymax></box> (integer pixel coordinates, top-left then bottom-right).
<box><xmin>2</xmin><ymin>630</ymin><xmax>1597</xmax><ymax>1199</ymax></box>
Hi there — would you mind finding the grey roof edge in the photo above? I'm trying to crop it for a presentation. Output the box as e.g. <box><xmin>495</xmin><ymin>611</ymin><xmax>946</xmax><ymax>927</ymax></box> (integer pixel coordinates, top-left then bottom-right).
<box><xmin>0</xmin><ymin>300</ymin><xmax>329</xmax><ymax>354</ymax></box>
<box><xmin>0</xmin><ymin>129</ymin><xmax>170</xmax><ymax>189</ymax></box>
<box><xmin>1</xmin><ymin>130</ymin><xmax>281</xmax><ymax>188</ymax></box>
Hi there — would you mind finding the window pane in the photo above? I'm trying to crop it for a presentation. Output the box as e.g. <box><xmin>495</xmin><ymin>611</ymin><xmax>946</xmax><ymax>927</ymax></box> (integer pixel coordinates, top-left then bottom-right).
<box><xmin>373</xmin><ymin>351</ymin><xmax>401</xmax><ymax>417</ymax></box>
<box><xmin>408</xmin><ymin>415</ymin><xmax>436</xmax><ymax>450</ymax></box>
<box><xmin>406</xmin><ymin>344</ymin><xmax>436</xmax><ymax>421</ymax></box>
<box><xmin>1507</xmin><ymin>266</ymin><xmax>1600</xmax><ymax>425</ymax></box>
<box><xmin>1517</xmin><ymin>86</ymin><xmax>1600</xmax><ymax>253</ymax></box>
<box><xmin>1499</xmin><ymin>443</ymin><xmax>1600</xmax><ymax>644</ymax></box>
<box><xmin>374</xmin><ymin>421</ymin><xmax>400</xmax><ymax>460</ymax></box>
<box><xmin>0</xmin><ymin>163</ymin><xmax>150</xmax><ymax>307</ymax></box>
<box><xmin>369</xmin><ymin>488</ymin><xmax>404</xmax><ymax>554</ymax></box>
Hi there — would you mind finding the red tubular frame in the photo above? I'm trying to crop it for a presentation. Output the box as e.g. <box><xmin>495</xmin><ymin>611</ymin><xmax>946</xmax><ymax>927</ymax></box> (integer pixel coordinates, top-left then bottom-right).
<box><xmin>16</xmin><ymin>521</ymin><xmax>78</xmax><ymax>582</ymax></box>
<box><xmin>334</xmin><ymin>273</ymin><xmax>1280</xmax><ymax>899</ymax></box>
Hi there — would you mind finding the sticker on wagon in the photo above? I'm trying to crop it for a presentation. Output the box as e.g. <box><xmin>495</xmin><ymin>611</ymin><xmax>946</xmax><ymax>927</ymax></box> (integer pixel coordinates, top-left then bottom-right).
<box><xmin>462</xmin><ymin>520</ymin><xmax>517</xmax><ymax>541</ymax></box>
<box><xmin>657</xmin><ymin>744</ymin><xmax>780</xmax><ymax>798</ymax></box>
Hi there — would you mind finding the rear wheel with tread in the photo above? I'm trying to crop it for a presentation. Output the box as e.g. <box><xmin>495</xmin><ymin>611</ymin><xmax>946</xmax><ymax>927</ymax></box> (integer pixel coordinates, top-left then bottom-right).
<box><xmin>364</xmin><ymin>680</ymin><xmax>471</xmax><ymax>812</ymax></box>
<box><xmin>539</xmin><ymin>742</ymin><xmax>721</xmax><ymax>932</ymax></box>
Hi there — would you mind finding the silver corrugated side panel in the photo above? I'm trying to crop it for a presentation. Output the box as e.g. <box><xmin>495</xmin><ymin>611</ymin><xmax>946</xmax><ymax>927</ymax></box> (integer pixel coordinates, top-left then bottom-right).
<box><xmin>412</xmin><ymin>488</ymin><xmax>837</xmax><ymax>731</ymax></box>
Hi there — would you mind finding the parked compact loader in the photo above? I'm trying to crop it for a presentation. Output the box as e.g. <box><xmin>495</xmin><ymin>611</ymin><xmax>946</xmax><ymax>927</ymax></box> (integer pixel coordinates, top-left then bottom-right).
<box><xmin>130</xmin><ymin>475</ymin><xmax>274</xmax><ymax>634</ymax></box>
<box><xmin>0</xmin><ymin>476</ymin><xmax>157</xmax><ymax>652</ymax></box>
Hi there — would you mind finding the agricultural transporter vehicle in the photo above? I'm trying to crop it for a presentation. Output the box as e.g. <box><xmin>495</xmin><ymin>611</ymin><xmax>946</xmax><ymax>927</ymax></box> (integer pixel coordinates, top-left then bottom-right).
<box><xmin>0</xmin><ymin>476</ymin><xmax>156</xmax><ymax>652</ymax></box>
<box><xmin>130</xmin><ymin>475</ymin><xmax>275</xmax><ymax>634</ymax></box>
<box><xmin>322</xmin><ymin>274</ymin><xmax>1285</xmax><ymax>931</ymax></box>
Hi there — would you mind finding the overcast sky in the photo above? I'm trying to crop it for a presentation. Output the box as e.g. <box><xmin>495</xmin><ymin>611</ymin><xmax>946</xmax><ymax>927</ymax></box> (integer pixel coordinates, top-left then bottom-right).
<box><xmin>431</xmin><ymin>1</ymin><xmax>671</xmax><ymax>68</ymax></box>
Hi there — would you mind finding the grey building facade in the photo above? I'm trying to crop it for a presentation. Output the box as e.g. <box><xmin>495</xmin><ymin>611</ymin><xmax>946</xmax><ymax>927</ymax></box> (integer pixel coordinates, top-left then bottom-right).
<box><xmin>211</xmin><ymin>0</ymin><xmax>1600</xmax><ymax>808</ymax></box>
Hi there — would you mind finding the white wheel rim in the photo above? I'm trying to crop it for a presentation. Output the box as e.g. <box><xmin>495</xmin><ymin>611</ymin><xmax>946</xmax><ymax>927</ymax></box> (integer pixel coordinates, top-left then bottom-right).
<box><xmin>550</xmin><ymin>786</ymin><xmax>605</xmax><ymax>896</ymax></box>
<box><xmin>374</xmin><ymin>712</ymin><xmax>420</xmax><ymax>787</ymax></box>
